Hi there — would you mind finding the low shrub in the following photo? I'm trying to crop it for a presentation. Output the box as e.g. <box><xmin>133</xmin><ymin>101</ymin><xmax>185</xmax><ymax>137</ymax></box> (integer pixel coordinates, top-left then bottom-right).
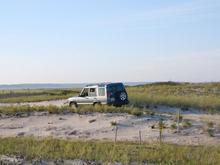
<box><xmin>182</xmin><ymin>120</ymin><xmax>192</xmax><ymax>129</ymax></box>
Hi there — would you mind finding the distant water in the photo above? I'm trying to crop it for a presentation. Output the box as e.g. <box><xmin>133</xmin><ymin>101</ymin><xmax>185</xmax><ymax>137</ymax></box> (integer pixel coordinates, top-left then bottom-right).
<box><xmin>0</xmin><ymin>82</ymin><xmax>147</xmax><ymax>90</ymax></box>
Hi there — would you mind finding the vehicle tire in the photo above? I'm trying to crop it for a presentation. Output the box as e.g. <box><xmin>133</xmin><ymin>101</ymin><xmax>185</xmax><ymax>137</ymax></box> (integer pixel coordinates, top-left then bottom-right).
<box><xmin>93</xmin><ymin>102</ymin><xmax>101</xmax><ymax>108</ymax></box>
<box><xmin>119</xmin><ymin>92</ymin><xmax>127</xmax><ymax>101</ymax></box>
<box><xmin>69</xmin><ymin>102</ymin><xmax>78</xmax><ymax>109</ymax></box>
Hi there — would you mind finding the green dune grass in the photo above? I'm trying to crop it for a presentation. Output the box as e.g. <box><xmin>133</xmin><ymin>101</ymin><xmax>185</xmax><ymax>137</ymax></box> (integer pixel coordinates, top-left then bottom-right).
<box><xmin>0</xmin><ymin>137</ymin><xmax>219</xmax><ymax>164</ymax></box>
<box><xmin>0</xmin><ymin>105</ymin><xmax>150</xmax><ymax>116</ymax></box>
<box><xmin>128</xmin><ymin>82</ymin><xmax>220</xmax><ymax>112</ymax></box>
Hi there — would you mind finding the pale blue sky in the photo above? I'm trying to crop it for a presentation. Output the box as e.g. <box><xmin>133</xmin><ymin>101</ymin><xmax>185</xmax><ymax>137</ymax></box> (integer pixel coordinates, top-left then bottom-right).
<box><xmin>0</xmin><ymin>0</ymin><xmax>220</xmax><ymax>84</ymax></box>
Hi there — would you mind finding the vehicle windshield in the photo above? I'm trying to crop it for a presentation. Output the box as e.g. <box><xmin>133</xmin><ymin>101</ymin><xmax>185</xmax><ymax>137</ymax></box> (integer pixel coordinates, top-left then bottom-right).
<box><xmin>79</xmin><ymin>88</ymin><xmax>89</xmax><ymax>97</ymax></box>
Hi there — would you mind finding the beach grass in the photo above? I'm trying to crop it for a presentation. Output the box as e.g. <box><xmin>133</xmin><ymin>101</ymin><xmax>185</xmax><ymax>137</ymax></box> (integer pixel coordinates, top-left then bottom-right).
<box><xmin>0</xmin><ymin>137</ymin><xmax>219</xmax><ymax>164</ymax></box>
<box><xmin>128</xmin><ymin>82</ymin><xmax>220</xmax><ymax>112</ymax></box>
<box><xmin>0</xmin><ymin>105</ymin><xmax>149</xmax><ymax>116</ymax></box>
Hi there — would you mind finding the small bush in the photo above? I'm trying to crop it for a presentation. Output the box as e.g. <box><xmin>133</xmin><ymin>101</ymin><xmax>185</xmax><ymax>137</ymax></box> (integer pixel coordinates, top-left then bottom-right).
<box><xmin>218</xmin><ymin>123</ymin><xmax>220</xmax><ymax>132</ymax></box>
<box><xmin>207</xmin><ymin>129</ymin><xmax>215</xmax><ymax>137</ymax></box>
<box><xmin>207</xmin><ymin>122</ymin><xmax>214</xmax><ymax>128</ymax></box>
<box><xmin>111</xmin><ymin>121</ymin><xmax>117</xmax><ymax>126</ymax></box>
<box><xmin>171</xmin><ymin>123</ymin><xmax>177</xmax><ymax>129</ymax></box>
<box><xmin>182</xmin><ymin>120</ymin><xmax>192</xmax><ymax>129</ymax></box>
<box><xmin>130</xmin><ymin>108</ymin><xmax>143</xmax><ymax>116</ymax></box>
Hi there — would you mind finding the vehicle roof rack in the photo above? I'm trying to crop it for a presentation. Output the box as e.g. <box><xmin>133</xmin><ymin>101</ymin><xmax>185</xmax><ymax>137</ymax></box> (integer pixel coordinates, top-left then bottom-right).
<box><xmin>85</xmin><ymin>82</ymin><xmax>123</xmax><ymax>87</ymax></box>
<box><xmin>86</xmin><ymin>83</ymin><xmax>110</xmax><ymax>87</ymax></box>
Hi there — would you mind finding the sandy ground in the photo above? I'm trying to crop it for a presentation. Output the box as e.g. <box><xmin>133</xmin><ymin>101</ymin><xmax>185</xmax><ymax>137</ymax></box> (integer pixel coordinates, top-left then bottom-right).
<box><xmin>0</xmin><ymin>99</ymin><xmax>66</xmax><ymax>107</ymax></box>
<box><xmin>0</xmin><ymin>101</ymin><xmax>220</xmax><ymax>145</ymax></box>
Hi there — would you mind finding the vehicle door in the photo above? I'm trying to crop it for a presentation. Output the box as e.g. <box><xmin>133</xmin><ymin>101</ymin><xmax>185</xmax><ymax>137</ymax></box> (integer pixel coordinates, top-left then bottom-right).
<box><xmin>87</xmin><ymin>87</ymin><xmax>98</xmax><ymax>104</ymax></box>
<box><xmin>97</xmin><ymin>87</ymin><xmax>107</xmax><ymax>103</ymax></box>
<box><xmin>109</xmin><ymin>84</ymin><xmax>127</xmax><ymax>104</ymax></box>
<box><xmin>78</xmin><ymin>88</ymin><xmax>90</xmax><ymax>103</ymax></box>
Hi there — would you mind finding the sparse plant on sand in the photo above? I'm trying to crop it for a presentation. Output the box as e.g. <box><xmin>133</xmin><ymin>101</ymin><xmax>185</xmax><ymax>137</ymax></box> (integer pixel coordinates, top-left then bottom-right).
<box><xmin>207</xmin><ymin>121</ymin><xmax>214</xmax><ymax>128</ymax></box>
<box><xmin>203</xmin><ymin>121</ymin><xmax>215</xmax><ymax>137</ymax></box>
<box><xmin>182</xmin><ymin>120</ymin><xmax>192</xmax><ymax>129</ymax></box>
<box><xmin>171</xmin><ymin>123</ymin><xmax>177</xmax><ymax>129</ymax></box>
<box><xmin>218</xmin><ymin>123</ymin><xmax>220</xmax><ymax>132</ymax></box>
<box><xmin>207</xmin><ymin>129</ymin><xmax>215</xmax><ymax>137</ymax></box>
<box><xmin>207</xmin><ymin>122</ymin><xmax>215</xmax><ymax>137</ymax></box>
<box><xmin>111</xmin><ymin>121</ymin><xmax>117</xmax><ymax>126</ymax></box>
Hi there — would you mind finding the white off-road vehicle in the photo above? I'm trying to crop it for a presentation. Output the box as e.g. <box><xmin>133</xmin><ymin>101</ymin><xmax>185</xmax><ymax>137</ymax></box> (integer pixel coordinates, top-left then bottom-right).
<box><xmin>66</xmin><ymin>83</ymin><xmax>129</xmax><ymax>108</ymax></box>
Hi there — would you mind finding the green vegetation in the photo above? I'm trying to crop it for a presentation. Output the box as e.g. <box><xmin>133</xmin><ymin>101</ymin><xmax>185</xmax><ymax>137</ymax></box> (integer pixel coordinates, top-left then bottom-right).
<box><xmin>207</xmin><ymin>129</ymin><xmax>215</xmax><ymax>137</ymax></box>
<box><xmin>206</xmin><ymin>121</ymin><xmax>215</xmax><ymax>137</ymax></box>
<box><xmin>171</xmin><ymin>123</ymin><xmax>177</xmax><ymax>129</ymax></box>
<box><xmin>128</xmin><ymin>82</ymin><xmax>220</xmax><ymax>112</ymax></box>
<box><xmin>207</xmin><ymin>121</ymin><xmax>214</xmax><ymax>128</ymax></box>
<box><xmin>182</xmin><ymin>120</ymin><xmax>192</xmax><ymax>129</ymax></box>
<box><xmin>110</xmin><ymin>121</ymin><xmax>117</xmax><ymax>126</ymax></box>
<box><xmin>0</xmin><ymin>83</ymin><xmax>220</xmax><ymax>164</ymax></box>
<box><xmin>218</xmin><ymin>123</ymin><xmax>220</xmax><ymax>132</ymax></box>
<box><xmin>0</xmin><ymin>89</ymin><xmax>79</xmax><ymax>103</ymax></box>
<box><xmin>0</xmin><ymin>137</ymin><xmax>219</xmax><ymax>164</ymax></box>
<box><xmin>1</xmin><ymin>82</ymin><xmax>220</xmax><ymax>112</ymax></box>
<box><xmin>0</xmin><ymin>105</ymin><xmax>149</xmax><ymax>116</ymax></box>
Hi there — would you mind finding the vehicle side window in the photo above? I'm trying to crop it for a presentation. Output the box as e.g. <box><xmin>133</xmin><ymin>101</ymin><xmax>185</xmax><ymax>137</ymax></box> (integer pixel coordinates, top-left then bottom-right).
<box><xmin>89</xmin><ymin>88</ymin><xmax>97</xmax><ymax>97</ymax></box>
<box><xmin>98</xmin><ymin>88</ymin><xmax>105</xmax><ymax>96</ymax></box>
<box><xmin>80</xmin><ymin>88</ymin><xmax>89</xmax><ymax>97</ymax></box>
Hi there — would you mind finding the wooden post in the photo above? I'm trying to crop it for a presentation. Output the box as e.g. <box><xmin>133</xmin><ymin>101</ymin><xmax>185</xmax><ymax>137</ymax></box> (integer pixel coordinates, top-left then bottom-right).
<box><xmin>177</xmin><ymin>109</ymin><xmax>180</xmax><ymax>133</ymax></box>
<box><xmin>159</xmin><ymin>118</ymin><xmax>163</xmax><ymax>144</ymax></box>
<box><xmin>139</xmin><ymin>130</ymin><xmax>142</xmax><ymax>145</ymax></box>
<box><xmin>114</xmin><ymin>126</ymin><xmax>118</xmax><ymax>143</ymax></box>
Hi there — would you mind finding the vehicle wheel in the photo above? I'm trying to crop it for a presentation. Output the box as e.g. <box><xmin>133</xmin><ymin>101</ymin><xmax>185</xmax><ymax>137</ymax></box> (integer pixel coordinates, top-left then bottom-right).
<box><xmin>69</xmin><ymin>102</ymin><xmax>78</xmax><ymax>109</ymax></box>
<box><xmin>119</xmin><ymin>92</ymin><xmax>127</xmax><ymax>101</ymax></box>
<box><xmin>93</xmin><ymin>102</ymin><xmax>101</xmax><ymax>108</ymax></box>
